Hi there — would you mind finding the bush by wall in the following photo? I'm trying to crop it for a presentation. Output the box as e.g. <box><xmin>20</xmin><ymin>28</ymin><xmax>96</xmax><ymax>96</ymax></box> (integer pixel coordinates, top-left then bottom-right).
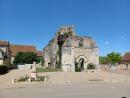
<box><xmin>0</xmin><ymin>65</ymin><xmax>8</xmax><ymax>75</ymax></box>
<box><xmin>87</xmin><ymin>63</ymin><xmax>95</xmax><ymax>70</ymax></box>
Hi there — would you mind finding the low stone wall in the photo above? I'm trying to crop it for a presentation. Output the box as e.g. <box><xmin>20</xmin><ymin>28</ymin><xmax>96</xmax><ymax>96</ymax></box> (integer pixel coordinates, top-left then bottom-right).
<box><xmin>38</xmin><ymin>70</ymin><xmax>130</xmax><ymax>84</ymax></box>
<box><xmin>100</xmin><ymin>65</ymin><xmax>110</xmax><ymax>70</ymax></box>
<box><xmin>18</xmin><ymin>64</ymin><xmax>32</xmax><ymax>70</ymax></box>
<box><xmin>0</xmin><ymin>69</ymin><xmax>31</xmax><ymax>87</ymax></box>
<box><xmin>18</xmin><ymin>64</ymin><xmax>41</xmax><ymax>70</ymax></box>
<box><xmin>0</xmin><ymin>69</ymin><xmax>130</xmax><ymax>89</ymax></box>
<box><xmin>117</xmin><ymin>64</ymin><xmax>130</xmax><ymax>70</ymax></box>
<box><xmin>100</xmin><ymin>64</ymin><xmax>130</xmax><ymax>71</ymax></box>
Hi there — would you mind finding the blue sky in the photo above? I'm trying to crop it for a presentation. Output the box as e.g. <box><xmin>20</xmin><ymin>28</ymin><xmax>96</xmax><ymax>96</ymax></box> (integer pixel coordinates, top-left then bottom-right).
<box><xmin>0</xmin><ymin>0</ymin><xmax>130</xmax><ymax>56</ymax></box>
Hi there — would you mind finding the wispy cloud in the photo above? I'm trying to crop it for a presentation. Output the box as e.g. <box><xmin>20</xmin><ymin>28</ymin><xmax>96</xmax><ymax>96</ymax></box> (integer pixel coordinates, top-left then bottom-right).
<box><xmin>105</xmin><ymin>41</ymin><xmax>110</xmax><ymax>45</ymax></box>
<box><xmin>121</xmin><ymin>36</ymin><xmax>125</xmax><ymax>40</ymax></box>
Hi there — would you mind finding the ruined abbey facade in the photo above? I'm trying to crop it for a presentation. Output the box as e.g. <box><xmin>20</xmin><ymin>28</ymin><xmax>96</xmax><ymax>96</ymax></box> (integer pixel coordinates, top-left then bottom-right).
<box><xmin>43</xmin><ymin>26</ymin><xmax>99</xmax><ymax>72</ymax></box>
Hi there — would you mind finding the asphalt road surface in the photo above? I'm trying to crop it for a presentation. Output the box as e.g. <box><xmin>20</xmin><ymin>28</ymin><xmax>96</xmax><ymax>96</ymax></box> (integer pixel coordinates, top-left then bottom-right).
<box><xmin>0</xmin><ymin>83</ymin><xmax>130</xmax><ymax>98</ymax></box>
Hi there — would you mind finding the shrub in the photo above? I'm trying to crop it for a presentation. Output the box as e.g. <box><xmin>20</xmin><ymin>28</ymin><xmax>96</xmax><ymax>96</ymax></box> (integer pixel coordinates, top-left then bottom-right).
<box><xmin>17</xmin><ymin>75</ymin><xmax>45</xmax><ymax>82</ymax></box>
<box><xmin>34</xmin><ymin>76</ymin><xmax>45</xmax><ymax>81</ymax></box>
<box><xmin>17</xmin><ymin>76</ymin><xmax>29</xmax><ymax>82</ymax></box>
<box><xmin>7</xmin><ymin>64</ymin><xmax>16</xmax><ymax>70</ymax></box>
<box><xmin>36</xmin><ymin>67</ymin><xmax>59</xmax><ymax>73</ymax></box>
<box><xmin>75</xmin><ymin>67</ymin><xmax>81</xmax><ymax>72</ymax></box>
<box><xmin>99</xmin><ymin>56</ymin><xmax>109</xmax><ymax>64</ymax></box>
<box><xmin>13</xmin><ymin>52</ymin><xmax>37</xmax><ymax>65</ymax></box>
<box><xmin>0</xmin><ymin>65</ymin><xmax>8</xmax><ymax>75</ymax></box>
<box><xmin>87</xmin><ymin>63</ymin><xmax>95</xmax><ymax>70</ymax></box>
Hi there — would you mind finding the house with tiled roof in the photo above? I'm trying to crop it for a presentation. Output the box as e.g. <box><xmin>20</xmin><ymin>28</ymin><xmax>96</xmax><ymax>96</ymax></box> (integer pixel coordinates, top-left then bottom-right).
<box><xmin>0</xmin><ymin>40</ymin><xmax>43</xmax><ymax>65</ymax></box>
<box><xmin>0</xmin><ymin>41</ymin><xmax>11</xmax><ymax>65</ymax></box>
<box><xmin>0</xmin><ymin>41</ymin><xmax>9</xmax><ymax>46</ymax></box>
<box><xmin>120</xmin><ymin>52</ymin><xmax>130</xmax><ymax>64</ymax></box>
<box><xmin>10</xmin><ymin>44</ymin><xmax>37</xmax><ymax>64</ymax></box>
<box><xmin>36</xmin><ymin>51</ymin><xmax>43</xmax><ymax>57</ymax></box>
<box><xmin>119</xmin><ymin>52</ymin><xmax>130</xmax><ymax>70</ymax></box>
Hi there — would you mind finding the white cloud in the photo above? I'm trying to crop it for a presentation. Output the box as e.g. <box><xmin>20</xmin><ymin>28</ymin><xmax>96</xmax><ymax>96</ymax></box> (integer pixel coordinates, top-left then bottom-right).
<box><xmin>121</xmin><ymin>36</ymin><xmax>125</xmax><ymax>40</ymax></box>
<box><xmin>105</xmin><ymin>41</ymin><xmax>110</xmax><ymax>45</ymax></box>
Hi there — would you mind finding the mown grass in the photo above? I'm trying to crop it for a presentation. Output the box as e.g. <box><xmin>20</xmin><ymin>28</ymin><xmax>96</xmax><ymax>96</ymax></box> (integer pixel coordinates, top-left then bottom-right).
<box><xmin>36</xmin><ymin>67</ymin><xmax>60</xmax><ymax>73</ymax></box>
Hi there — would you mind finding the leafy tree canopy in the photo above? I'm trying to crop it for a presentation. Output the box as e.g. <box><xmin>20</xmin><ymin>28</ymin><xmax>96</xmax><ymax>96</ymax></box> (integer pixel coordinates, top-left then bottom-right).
<box><xmin>99</xmin><ymin>56</ymin><xmax>109</xmax><ymax>64</ymax></box>
<box><xmin>107</xmin><ymin>52</ymin><xmax>122</xmax><ymax>65</ymax></box>
<box><xmin>13</xmin><ymin>52</ymin><xmax>41</xmax><ymax>65</ymax></box>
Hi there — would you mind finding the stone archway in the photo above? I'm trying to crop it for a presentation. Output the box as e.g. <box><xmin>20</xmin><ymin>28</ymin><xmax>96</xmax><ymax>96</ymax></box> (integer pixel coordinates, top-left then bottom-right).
<box><xmin>76</xmin><ymin>55</ymin><xmax>88</xmax><ymax>71</ymax></box>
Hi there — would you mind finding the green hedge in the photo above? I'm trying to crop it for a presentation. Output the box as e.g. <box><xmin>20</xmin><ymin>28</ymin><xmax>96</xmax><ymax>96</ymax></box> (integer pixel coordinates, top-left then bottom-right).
<box><xmin>87</xmin><ymin>63</ymin><xmax>95</xmax><ymax>70</ymax></box>
<box><xmin>75</xmin><ymin>67</ymin><xmax>81</xmax><ymax>72</ymax></box>
<box><xmin>0</xmin><ymin>65</ymin><xmax>8</xmax><ymax>75</ymax></box>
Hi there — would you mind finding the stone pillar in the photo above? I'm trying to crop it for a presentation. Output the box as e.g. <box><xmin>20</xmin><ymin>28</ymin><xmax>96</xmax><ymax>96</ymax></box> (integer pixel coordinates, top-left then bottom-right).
<box><xmin>70</xmin><ymin>47</ymin><xmax>75</xmax><ymax>72</ymax></box>
<box><xmin>11</xmin><ymin>77</ymin><xmax>15</xmax><ymax>84</ymax></box>
<box><xmin>31</xmin><ymin>62</ymin><xmax>37</xmax><ymax>79</ymax></box>
<box><xmin>84</xmin><ymin>61</ymin><xmax>88</xmax><ymax>70</ymax></box>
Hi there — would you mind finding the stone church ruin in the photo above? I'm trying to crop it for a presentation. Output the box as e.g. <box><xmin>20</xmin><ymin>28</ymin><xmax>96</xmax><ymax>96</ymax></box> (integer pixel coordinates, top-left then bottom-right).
<box><xmin>43</xmin><ymin>26</ymin><xmax>99</xmax><ymax>72</ymax></box>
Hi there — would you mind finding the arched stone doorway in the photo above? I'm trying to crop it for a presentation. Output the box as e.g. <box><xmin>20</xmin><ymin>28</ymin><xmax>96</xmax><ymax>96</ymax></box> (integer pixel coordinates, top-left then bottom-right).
<box><xmin>76</xmin><ymin>55</ymin><xmax>88</xmax><ymax>71</ymax></box>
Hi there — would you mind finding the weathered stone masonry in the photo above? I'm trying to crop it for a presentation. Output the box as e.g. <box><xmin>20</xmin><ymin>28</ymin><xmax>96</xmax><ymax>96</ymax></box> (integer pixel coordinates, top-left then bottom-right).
<box><xmin>43</xmin><ymin>26</ymin><xmax>99</xmax><ymax>72</ymax></box>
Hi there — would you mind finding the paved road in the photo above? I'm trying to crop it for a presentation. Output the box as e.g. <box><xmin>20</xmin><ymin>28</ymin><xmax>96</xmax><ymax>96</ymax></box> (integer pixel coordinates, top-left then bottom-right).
<box><xmin>0</xmin><ymin>83</ymin><xmax>130</xmax><ymax>98</ymax></box>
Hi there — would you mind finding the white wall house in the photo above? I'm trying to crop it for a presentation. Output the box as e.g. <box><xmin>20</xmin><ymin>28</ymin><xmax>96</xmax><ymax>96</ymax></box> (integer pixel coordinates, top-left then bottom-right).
<box><xmin>0</xmin><ymin>41</ymin><xmax>10</xmax><ymax>65</ymax></box>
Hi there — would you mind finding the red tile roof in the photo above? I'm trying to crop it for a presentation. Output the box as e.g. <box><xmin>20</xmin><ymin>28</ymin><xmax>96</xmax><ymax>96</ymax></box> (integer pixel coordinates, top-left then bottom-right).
<box><xmin>10</xmin><ymin>44</ymin><xmax>36</xmax><ymax>56</ymax></box>
<box><xmin>36</xmin><ymin>51</ymin><xmax>43</xmax><ymax>57</ymax></box>
<box><xmin>0</xmin><ymin>41</ymin><xmax>9</xmax><ymax>46</ymax></box>
<box><xmin>122</xmin><ymin>52</ymin><xmax>130</xmax><ymax>61</ymax></box>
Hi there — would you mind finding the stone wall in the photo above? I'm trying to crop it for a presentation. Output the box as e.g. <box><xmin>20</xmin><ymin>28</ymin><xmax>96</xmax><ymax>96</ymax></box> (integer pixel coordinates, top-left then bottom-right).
<box><xmin>62</xmin><ymin>47</ymin><xmax>75</xmax><ymax>72</ymax></box>
<box><xmin>0</xmin><ymin>46</ymin><xmax>11</xmax><ymax>65</ymax></box>
<box><xmin>61</xmin><ymin>47</ymin><xmax>99</xmax><ymax>71</ymax></box>
<box><xmin>117</xmin><ymin>64</ymin><xmax>130</xmax><ymax>70</ymax></box>
<box><xmin>0</xmin><ymin>59</ymin><xmax>3</xmax><ymax>65</ymax></box>
<box><xmin>43</xmin><ymin>37</ymin><xmax>58</xmax><ymax>67</ymax></box>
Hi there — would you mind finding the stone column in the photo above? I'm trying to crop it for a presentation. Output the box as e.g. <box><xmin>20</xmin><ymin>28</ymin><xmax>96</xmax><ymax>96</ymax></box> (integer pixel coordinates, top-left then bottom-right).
<box><xmin>70</xmin><ymin>47</ymin><xmax>75</xmax><ymax>72</ymax></box>
<box><xmin>31</xmin><ymin>62</ymin><xmax>37</xmax><ymax>79</ymax></box>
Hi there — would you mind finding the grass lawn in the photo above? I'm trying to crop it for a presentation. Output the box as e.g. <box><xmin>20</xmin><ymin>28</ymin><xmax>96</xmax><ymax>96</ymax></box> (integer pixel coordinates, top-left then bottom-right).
<box><xmin>36</xmin><ymin>67</ymin><xmax>60</xmax><ymax>73</ymax></box>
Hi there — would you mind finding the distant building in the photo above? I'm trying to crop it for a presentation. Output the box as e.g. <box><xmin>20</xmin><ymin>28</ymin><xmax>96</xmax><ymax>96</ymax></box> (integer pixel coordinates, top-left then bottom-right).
<box><xmin>36</xmin><ymin>51</ymin><xmax>43</xmax><ymax>58</ymax></box>
<box><xmin>120</xmin><ymin>52</ymin><xmax>130</xmax><ymax>64</ymax></box>
<box><xmin>10</xmin><ymin>45</ymin><xmax>36</xmax><ymax>64</ymax></box>
<box><xmin>119</xmin><ymin>52</ymin><xmax>130</xmax><ymax>70</ymax></box>
<box><xmin>0</xmin><ymin>40</ymin><xmax>42</xmax><ymax>65</ymax></box>
<box><xmin>0</xmin><ymin>41</ymin><xmax>11</xmax><ymax>65</ymax></box>
<box><xmin>43</xmin><ymin>26</ymin><xmax>99</xmax><ymax>72</ymax></box>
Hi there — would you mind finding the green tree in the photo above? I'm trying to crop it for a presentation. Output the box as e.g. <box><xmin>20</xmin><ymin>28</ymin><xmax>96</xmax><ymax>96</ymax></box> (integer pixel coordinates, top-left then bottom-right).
<box><xmin>41</xmin><ymin>57</ymin><xmax>45</xmax><ymax>66</ymax></box>
<box><xmin>36</xmin><ymin>57</ymin><xmax>45</xmax><ymax>65</ymax></box>
<box><xmin>56</xmin><ymin>34</ymin><xmax>65</xmax><ymax>69</ymax></box>
<box><xmin>56</xmin><ymin>31</ymin><xmax>73</xmax><ymax>69</ymax></box>
<box><xmin>107</xmin><ymin>52</ymin><xmax>122</xmax><ymax>65</ymax></box>
<box><xmin>13</xmin><ymin>52</ymin><xmax>37</xmax><ymax>65</ymax></box>
<box><xmin>99</xmin><ymin>56</ymin><xmax>109</xmax><ymax>64</ymax></box>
